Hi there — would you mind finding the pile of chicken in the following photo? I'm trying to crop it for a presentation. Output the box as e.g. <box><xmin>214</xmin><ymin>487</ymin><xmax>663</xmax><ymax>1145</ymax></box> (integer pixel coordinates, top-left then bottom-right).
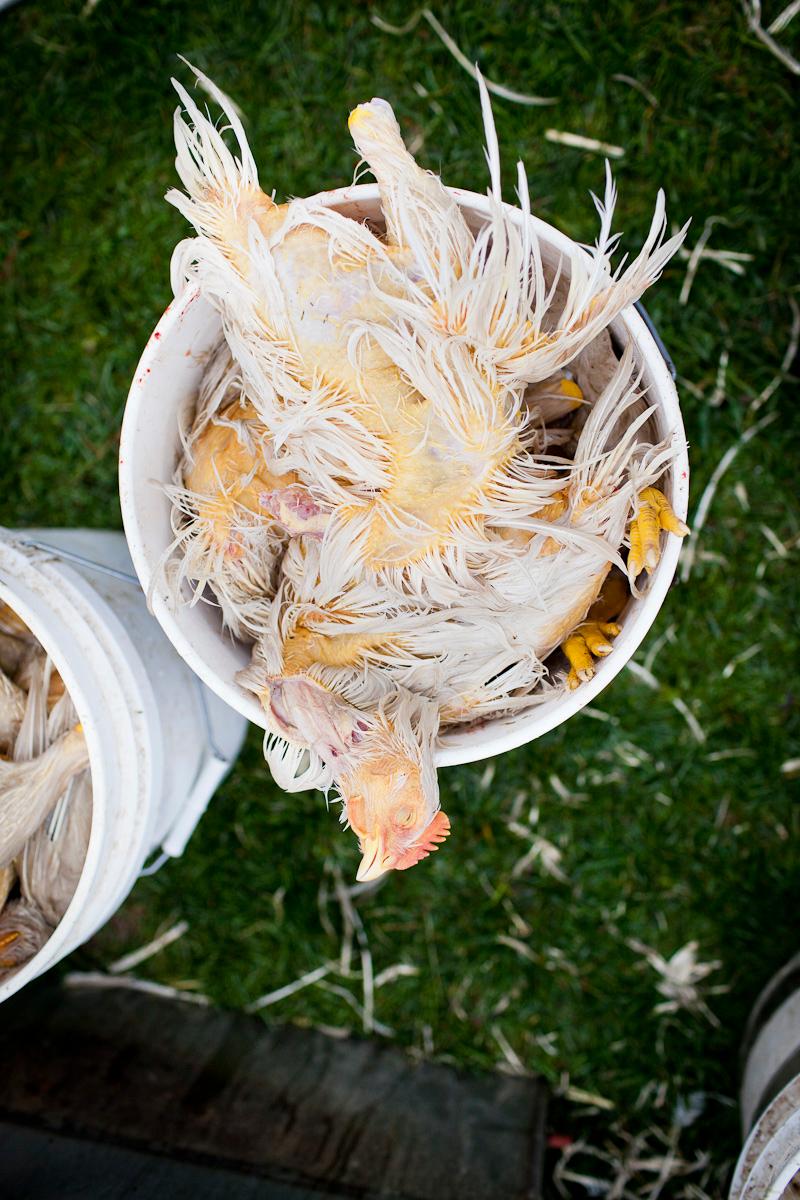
<box><xmin>163</xmin><ymin>68</ymin><xmax>689</xmax><ymax>883</ymax></box>
<box><xmin>0</xmin><ymin>601</ymin><xmax>91</xmax><ymax>979</ymax></box>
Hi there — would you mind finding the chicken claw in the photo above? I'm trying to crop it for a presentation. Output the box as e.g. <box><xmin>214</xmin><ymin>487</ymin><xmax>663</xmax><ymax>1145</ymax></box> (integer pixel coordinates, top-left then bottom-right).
<box><xmin>563</xmin><ymin>620</ymin><xmax>622</xmax><ymax>690</ymax></box>
<box><xmin>627</xmin><ymin>487</ymin><xmax>689</xmax><ymax>583</ymax></box>
<box><xmin>0</xmin><ymin>930</ymin><xmax>20</xmax><ymax>969</ymax></box>
<box><xmin>0</xmin><ymin>900</ymin><xmax>51</xmax><ymax>974</ymax></box>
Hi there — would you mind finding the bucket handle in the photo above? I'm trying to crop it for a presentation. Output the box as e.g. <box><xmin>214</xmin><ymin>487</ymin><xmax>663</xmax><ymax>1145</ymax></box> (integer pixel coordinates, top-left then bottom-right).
<box><xmin>634</xmin><ymin>301</ymin><xmax>677</xmax><ymax>381</ymax></box>
<box><xmin>139</xmin><ymin>676</ymin><xmax>239</xmax><ymax>875</ymax></box>
<box><xmin>15</xmin><ymin>537</ymin><xmax>141</xmax><ymax>585</ymax></box>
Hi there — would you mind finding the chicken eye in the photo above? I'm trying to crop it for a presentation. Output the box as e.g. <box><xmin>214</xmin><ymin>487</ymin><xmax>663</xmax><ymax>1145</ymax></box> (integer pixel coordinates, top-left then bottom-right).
<box><xmin>394</xmin><ymin>806</ymin><xmax>415</xmax><ymax>828</ymax></box>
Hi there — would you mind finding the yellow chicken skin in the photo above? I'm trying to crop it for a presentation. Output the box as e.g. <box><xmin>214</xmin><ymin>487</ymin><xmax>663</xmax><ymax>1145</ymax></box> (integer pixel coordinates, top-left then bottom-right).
<box><xmin>184</xmin><ymin>404</ymin><xmax>327</xmax><ymax>552</ymax></box>
<box><xmin>184</xmin><ymin>407</ymin><xmax>288</xmax><ymax>554</ymax></box>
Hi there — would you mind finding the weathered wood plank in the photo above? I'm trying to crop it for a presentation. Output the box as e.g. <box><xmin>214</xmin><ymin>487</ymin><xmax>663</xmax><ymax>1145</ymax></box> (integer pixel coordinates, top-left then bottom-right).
<box><xmin>1</xmin><ymin>1121</ymin><xmax>340</xmax><ymax>1199</ymax></box>
<box><xmin>0</xmin><ymin>980</ymin><xmax>547</xmax><ymax>1199</ymax></box>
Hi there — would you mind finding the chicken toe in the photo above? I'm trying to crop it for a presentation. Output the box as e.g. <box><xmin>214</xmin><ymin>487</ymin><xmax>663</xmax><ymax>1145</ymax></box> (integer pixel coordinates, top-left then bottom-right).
<box><xmin>627</xmin><ymin>487</ymin><xmax>689</xmax><ymax>583</ymax></box>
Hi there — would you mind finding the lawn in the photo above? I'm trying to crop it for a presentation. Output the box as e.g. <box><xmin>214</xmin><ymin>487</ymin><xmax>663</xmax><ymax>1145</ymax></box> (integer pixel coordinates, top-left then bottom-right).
<box><xmin>1</xmin><ymin>1</ymin><xmax>799</xmax><ymax>1194</ymax></box>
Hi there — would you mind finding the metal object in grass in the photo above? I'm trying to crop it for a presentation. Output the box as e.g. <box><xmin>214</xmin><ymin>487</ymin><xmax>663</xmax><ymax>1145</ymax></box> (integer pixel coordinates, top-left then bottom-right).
<box><xmin>730</xmin><ymin>953</ymin><xmax>800</xmax><ymax>1198</ymax></box>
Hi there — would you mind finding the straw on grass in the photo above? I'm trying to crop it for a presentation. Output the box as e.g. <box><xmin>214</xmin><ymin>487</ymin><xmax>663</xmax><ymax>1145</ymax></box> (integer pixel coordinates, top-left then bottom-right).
<box><xmin>491</xmin><ymin>1023</ymin><xmax>530</xmax><ymax>1075</ymax></box>
<box><xmin>768</xmin><ymin>0</ymin><xmax>800</xmax><ymax>33</ymax></box>
<box><xmin>545</xmin><ymin>129</ymin><xmax>625</xmax><ymax>157</ymax></box>
<box><xmin>751</xmin><ymin>294</ymin><xmax>800</xmax><ymax>412</ymax></box>
<box><xmin>721</xmin><ymin>643</ymin><xmax>763</xmax><ymax>679</ymax></box>
<box><xmin>315</xmin><ymin>979</ymin><xmax>394</xmax><ymax>1038</ymax></box>
<box><xmin>743</xmin><ymin>0</ymin><xmax>800</xmax><ymax>74</ymax></box>
<box><xmin>373</xmin><ymin>962</ymin><xmax>419</xmax><ymax>987</ymax></box>
<box><xmin>708</xmin><ymin>348</ymin><xmax>729</xmax><ymax>408</ymax></box>
<box><xmin>680</xmin><ymin>411</ymin><xmax>778</xmax><ymax>581</ymax></box>
<box><xmin>497</xmin><ymin>934</ymin><xmax>539</xmax><ymax>964</ymax></box>
<box><xmin>332</xmin><ymin>864</ymin><xmax>375</xmax><ymax>1034</ymax></box>
<box><xmin>611</xmin><ymin>73</ymin><xmax>659</xmax><ymax>107</ymax></box>
<box><xmin>246</xmin><ymin>963</ymin><xmax>334</xmax><ymax>1013</ymax></box>
<box><xmin>679</xmin><ymin>216</ymin><xmax>725</xmax><ymax>305</ymax></box>
<box><xmin>371</xmin><ymin>8</ymin><xmax>557</xmax><ymax>105</ymax></box>
<box><xmin>65</xmin><ymin>971</ymin><xmax>211</xmax><ymax>1006</ymax></box>
<box><xmin>108</xmin><ymin>919</ymin><xmax>189</xmax><ymax>974</ymax></box>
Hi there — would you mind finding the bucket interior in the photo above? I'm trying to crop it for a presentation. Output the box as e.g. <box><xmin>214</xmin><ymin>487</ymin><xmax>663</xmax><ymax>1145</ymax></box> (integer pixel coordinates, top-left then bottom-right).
<box><xmin>0</xmin><ymin>572</ymin><xmax>102</xmax><ymax>1001</ymax></box>
<box><xmin>0</xmin><ymin>539</ymin><xmax>164</xmax><ymax>1003</ymax></box>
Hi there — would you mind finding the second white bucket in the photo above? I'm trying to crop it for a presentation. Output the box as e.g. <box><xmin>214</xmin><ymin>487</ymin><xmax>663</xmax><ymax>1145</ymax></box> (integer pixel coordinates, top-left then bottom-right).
<box><xmin>0</xmin><ymin>528</ymin><xmax>248</xmax><ymax>1004</ymax></box>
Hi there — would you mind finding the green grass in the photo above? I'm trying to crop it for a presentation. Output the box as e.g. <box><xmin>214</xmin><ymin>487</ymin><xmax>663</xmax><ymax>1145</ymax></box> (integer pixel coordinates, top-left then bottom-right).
<box><xmin>1</xmin><ymin>1</ymin><xmax>799</xmax><ymax>1193</ymax></box>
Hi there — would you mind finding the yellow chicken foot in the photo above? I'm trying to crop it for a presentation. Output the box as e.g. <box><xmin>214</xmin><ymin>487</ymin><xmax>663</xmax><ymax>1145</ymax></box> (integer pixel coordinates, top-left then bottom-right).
<box><xmin>627</xmin><ymin>487</ymin><xmax>689</xmax><ymax>583</ymax></box>
<box><xmin>0</xmin><ymin>927</ymin><xmax>21</xmax><ymax>969</ymax></box>
<box><xmin>562</xmin><ymin>484</ymin><xmax>687</xmax><ymax>688</ymax></box>
<box><xmin>524</xmin><ymin>376</ymin><xmax>585</xmax><ymax>425</ymax></box>
<box><xmin>563</xmin><ymin>620</ymin><xmax>622</xmax><ymax>690</ymax></box>
<box><xmin>560</xmin><ymin>569</ymin><xmax>629</xmax><ymax>689</ymax></box>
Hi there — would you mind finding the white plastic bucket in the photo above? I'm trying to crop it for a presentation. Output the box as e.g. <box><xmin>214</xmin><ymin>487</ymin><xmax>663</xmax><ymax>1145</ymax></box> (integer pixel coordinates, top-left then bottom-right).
<box><xmin>0</xmin><ymin>528</ymin><xmax>247</xmax><ymax>1004</ymax></box>
<box><xmin>119</xmin><ymin>185</ymin><xmax>689</xmax><ymax>767</ymax></box>
<box><xmin>729</xmin><ymin>960</ymin><xmax>800</xmax><ymax>1199</ymax></box>
<box><xmin>730</xmin><ymin>1074</ymin><xmax>800</xmax><ymax>1199</ymax></box>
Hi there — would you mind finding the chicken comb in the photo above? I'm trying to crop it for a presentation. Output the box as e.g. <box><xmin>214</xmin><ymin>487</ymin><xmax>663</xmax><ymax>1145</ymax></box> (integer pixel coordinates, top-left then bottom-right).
<box><xmin>395</xmin><ymin>810</ymin><xmax>451</xmax><ymax>871</ymax></box>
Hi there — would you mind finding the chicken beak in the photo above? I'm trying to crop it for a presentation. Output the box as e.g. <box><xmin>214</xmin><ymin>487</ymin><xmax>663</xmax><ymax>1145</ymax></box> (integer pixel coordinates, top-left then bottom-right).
<box><xmin>356</xmin><ymin>836</ymin><xmax>394</xmax><ymax>883</ymax></box>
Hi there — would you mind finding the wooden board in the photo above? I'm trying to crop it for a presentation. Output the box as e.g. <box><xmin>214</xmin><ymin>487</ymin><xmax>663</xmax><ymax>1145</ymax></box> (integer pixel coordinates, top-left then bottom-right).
<box><xmin>1</xmin><ymin>1121</ymin><xmax>336</xmax><ymax>1200</ymax></box>
<box><xmin>0</xmin><ymin>979</ymin><xmax>547</xmax><ymax>1199</ymax></box>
